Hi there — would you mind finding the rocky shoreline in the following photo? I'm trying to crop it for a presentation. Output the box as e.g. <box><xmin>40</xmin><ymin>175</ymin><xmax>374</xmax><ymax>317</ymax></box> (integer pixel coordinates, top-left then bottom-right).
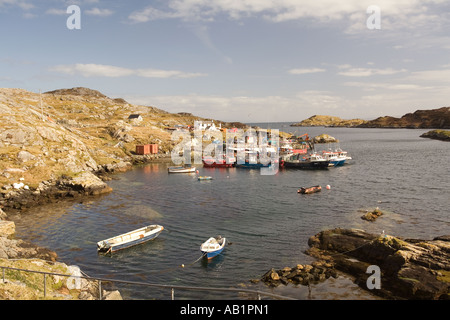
<box><xmin>0</xmin><ymin>155</ymin><xmax>169</xmax><ymax>300</ymax></box>
<box><xmin>259</xmin><ymin>228</ymin><xmax>450</xmax><ymax>300</ymax></box>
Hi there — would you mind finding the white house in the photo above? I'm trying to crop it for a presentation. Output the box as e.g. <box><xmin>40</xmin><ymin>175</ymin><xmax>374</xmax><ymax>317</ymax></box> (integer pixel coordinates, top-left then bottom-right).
<box><xmin>194</xmin><ymin>120</ymin><xmax>221</xmax><ymax>131</ymax></box>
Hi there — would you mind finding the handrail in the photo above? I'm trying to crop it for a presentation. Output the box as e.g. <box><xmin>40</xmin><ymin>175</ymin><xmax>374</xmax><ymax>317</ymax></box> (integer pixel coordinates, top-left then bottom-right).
<box><xmin>0</xmin><ymin>265</ymin><xmax>296</xmax><ymax>300</ymax></box>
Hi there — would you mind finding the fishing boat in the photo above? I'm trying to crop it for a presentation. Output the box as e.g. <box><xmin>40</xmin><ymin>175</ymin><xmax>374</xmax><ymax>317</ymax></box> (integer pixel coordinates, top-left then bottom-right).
<box><xmin>168</xmin><ymin>166</ymin><xmax>196</xmax><ymax>173</ymax></box>
<box><xmin>298</xmin><ymin>185</ymin><xmax>322</xmax><ymax>194</ymax></box>
<box><xmin>283</xmin><ymin>153</ymin><xmax>330</xmax><ymax>169</ymax></box>
<box><xmin>335</xmin><ymin>148</ymin><xmax>352</xmax><ymax>161</ymax></box>
<box><xmin>97</xmin><ymin>224</ymin><xmax>164</xmax><ymax>253</ymax></box>
<box><xmin>322</xmin><ymin>151</ymin><xmax>346</xmax><ymax>167</ymax></box>
<box><xmin>200</xmin><ymin>236</ymin><xmax>226</xmax><ymax>259</ymax></box>
<box><xmin>202</xmin><ymin>155</ymin><xmax>235</xmax><ymax>168</ymax></box>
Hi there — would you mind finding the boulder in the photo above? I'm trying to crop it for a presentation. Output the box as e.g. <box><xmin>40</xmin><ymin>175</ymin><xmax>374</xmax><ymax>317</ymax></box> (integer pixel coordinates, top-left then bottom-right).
<box><xmin>17</xmin><ymin>150</ymin><xmax>36</xmax><ymax>162</ymax></box>
<box><xmin>0</xmin><ymin>220</ymin><xmax>15</xmax><ymax>237</ymax></box>
<box><xmin>60</xmin><ymin>172</ymin><xmax>113</xmax><ymax>196</ymax></box>
<box><xmin>361</xmin><ymin>207</ymin><xmax>384</xmax><ymax>221</ymax></box>
<box><xmin>313</xmin><ymin>134</ymin><xmax>338</xmax><ymax>144</ymax></box>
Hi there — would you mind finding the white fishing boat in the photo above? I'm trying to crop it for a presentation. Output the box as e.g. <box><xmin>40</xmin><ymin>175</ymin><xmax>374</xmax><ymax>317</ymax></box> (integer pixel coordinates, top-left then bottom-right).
<box><xmin>168</xmin><ymin>166</ymin><xmax>196</xmax><ymax>173</ymax></box>
<box><xmin>97</xmin><ymin>224</ymin><xmax>164</xmax><ymax>253</ymax></box>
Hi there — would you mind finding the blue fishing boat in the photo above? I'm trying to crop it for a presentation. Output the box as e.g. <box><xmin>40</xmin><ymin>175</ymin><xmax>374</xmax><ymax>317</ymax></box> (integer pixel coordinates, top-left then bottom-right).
<box><xmin>97</xmin><ymin>225</ymin><xmax>164</xmax><ymax>253</ymax></box>
<box><xmin>322</xmin><ymin>151</ymin><xmax>346</xmax><ymax>167</ymax></box>
<box><xmin>200</xmin><ymin>236</ymin><xmax>226</xmax><ymax>259</ymax></box>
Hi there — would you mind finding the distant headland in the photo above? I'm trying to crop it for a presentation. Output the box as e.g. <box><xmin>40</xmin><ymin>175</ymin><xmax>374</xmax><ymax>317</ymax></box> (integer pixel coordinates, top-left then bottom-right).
<box><xmin>291</xmin><ymin>107</ymin><xmax>450</xmax><ymax>129</ymax></box>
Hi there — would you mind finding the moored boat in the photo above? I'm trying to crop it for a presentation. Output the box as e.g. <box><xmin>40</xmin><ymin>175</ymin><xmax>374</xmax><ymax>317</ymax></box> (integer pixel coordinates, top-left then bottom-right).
<box><xmin>168</xmin><ymin>166</ymin><xmax>196</xmax><ymax>173</ymax></box>
<box><xmin>322</xmin><ymin>151</ymin><xmax>346</xmax><ymax>167</ymax></box>
<box><xmin>202</xmin><ymin>155</ymin><xmax>235</xmax><ymax>168</ymax></box>
<box><xmin>200</xmin><ymin>236</ymin><xmax>226</xmax><ymax>259</ymax></box>
<box><xmin>198</xmin><ymin>176</ymin><xmax>213</xmax><ymax>180</ymax></box>
<box><xmin>298</xmin><ymin>185</ymin><xmax>322</xmax><ymax>194</ymax></box>
<box><xmin>97</xmin><ymin>224</ymin><xmax>164</xmax><ymax>253</ymax></box>
<box><xmin>283</xmin><ymin>153</ymin><xmax>330</xmax><ymax>169</ymax></box>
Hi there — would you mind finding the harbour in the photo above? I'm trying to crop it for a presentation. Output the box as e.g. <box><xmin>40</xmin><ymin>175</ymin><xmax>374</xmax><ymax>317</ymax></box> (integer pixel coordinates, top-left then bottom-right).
<box><xmin>9</xmin><ymin>125</ymin><xmax>450</xmax><ymax>300</ymax></box>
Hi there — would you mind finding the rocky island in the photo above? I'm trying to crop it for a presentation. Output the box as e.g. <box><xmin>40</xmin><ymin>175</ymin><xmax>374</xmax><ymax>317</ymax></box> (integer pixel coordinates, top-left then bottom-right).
<box><xmin>420</xmin><ymin>129</ymin><xmax>450</xmax><ymax>141</ymax></box>
<box><xmin>291</xmin><ymin>115</ymin><xmax>367</xmax><ymax>127</ymax></box>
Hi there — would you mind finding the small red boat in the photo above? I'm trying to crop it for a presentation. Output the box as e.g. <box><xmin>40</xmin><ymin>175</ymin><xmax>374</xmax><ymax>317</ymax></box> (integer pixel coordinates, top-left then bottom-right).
<box><xmin>297</xmin><ymin>185</ymin><xmax>322</xmax><ymax>194</ymax></box>
<box><xmin>202</xmin><ymin>155</ymin><xmax>235</xmax><ymax>168</ymax></box>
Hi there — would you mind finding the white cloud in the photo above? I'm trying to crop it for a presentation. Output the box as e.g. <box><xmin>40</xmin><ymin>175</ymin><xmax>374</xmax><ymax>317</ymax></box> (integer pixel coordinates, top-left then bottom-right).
<box><xmin>0</xmin><ymin>0</ymin><xmax>33</xmax><ymax>10</ymax></box>
<box><xmin>85</xmin><ymin>7</ymin><xmax>113</xmax><ymax>16</ymax></box>
<box><xmin>338</xmin><ymin>67</ymin><xmax>407</xmax><ymax>77</ymax></box>
<box><xmin>45</xmin><ymin>8</ymin><xmax>67</xmax><ymax>15</ymax></box>
<box><xmin>49</xmin><ymin>63</ymin><xmax>207</xmax><ymax>79</ymax></box>
<box><xmin>288</xmin><ymin>68</ymin><xmax>326</xmax><ymax>75</ymax></box>
<box><xmin>128</xmin><ymin>0</ymin><xmax>449</xmax><ymax>25</ymax></box>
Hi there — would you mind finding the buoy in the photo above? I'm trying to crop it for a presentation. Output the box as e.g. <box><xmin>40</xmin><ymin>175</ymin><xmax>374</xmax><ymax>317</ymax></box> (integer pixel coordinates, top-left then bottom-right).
<box><xmin>326</xmin><ymin>185</ymin><xmax>331</xmax><ymax>190</ymax></box>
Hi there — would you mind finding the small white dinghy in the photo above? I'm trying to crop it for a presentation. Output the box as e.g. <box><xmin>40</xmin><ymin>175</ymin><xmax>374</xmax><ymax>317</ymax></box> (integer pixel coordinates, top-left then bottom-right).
<box><xmin>168</xmin><ymin>166</ymin><xmax>196</xmax><ymax>173</ymax></box>
<box><xmin>97</xmin><ymin>225</ymin><xmax>164</xmax><ymax>254</ymax></box>
<box><xmin>200</xmin><ymin>236</ymin><xmax>226</xmax><ymax>260</ymax></box>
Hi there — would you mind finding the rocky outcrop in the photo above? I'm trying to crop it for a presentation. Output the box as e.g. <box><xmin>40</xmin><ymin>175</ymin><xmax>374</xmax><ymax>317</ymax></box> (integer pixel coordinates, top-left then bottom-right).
<box><xmin>0</xmin><ymin>171</ymin><xmax>115</xmax><ymax>211</ymax></box>
<box><xmin>313</xmin><ymin>134</ymin><xmax>338</xmax><ymax>144</ymax></box>
<box><xmin>260</xmin><ymin>262</ymin><xmax>338</xmax><ymax>288</ymax></box>
<box><xmin>420</xmin><ymin>130</ymin><xmax>450</xmax><ymax>141</ymax></box>
<box><xmin>360</xmin><ymin>207</ymin><xmax>384</xmax><ymax>221</ymax></box>
<box><xmin>306</xmin><ymin>228</ymin><xmax>450</xmax><ymax>299</ymax></box>
<box><xmin>291</xmin><ymin>115</ymin><xmax>367</xmax><ymax>127</ymax></box>
<box><xmin>358</xmin><ymin>107</ymin><xmax>450</xmax><ymax>129</ymax></box>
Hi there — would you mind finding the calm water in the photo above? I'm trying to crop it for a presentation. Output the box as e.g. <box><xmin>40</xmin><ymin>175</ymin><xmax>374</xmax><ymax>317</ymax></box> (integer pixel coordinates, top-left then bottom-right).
<box><xmin>12</xmin><ymin>126</ymin><xmax>450</xmax><ymax>300</ymax></box>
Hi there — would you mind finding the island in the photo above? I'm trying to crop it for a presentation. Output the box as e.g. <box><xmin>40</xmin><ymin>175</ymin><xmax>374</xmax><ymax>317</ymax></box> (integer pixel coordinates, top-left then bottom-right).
<box><xmin>292</xmin><ymin>107</ymin><xmax>450</xmax><ymax>129</ymax></box>
<box><xmin>420</xmin><ymin>129</ymin><xmax>450</xmax><ymax>141</ymax></box>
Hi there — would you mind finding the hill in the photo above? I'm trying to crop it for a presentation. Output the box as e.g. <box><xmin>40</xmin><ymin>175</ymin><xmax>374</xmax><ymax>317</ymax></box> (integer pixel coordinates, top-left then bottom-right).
<box><xmin>0</xmin><ymin>87</ymin><xmax>246</xmax><ymax>205</ymax></box>
<box><xmin>291</xmin><ymin>115</ymin><xmax>367</xmax><ymax>127</ymax></box>
<box><xmin>357</xmin><ymin>107</ymin><xmax>450</xmax><ymax>129</ymax></box>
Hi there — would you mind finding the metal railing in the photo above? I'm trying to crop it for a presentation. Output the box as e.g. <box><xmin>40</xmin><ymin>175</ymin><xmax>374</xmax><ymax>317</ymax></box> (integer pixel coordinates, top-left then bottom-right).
<box><xmin>0</xmin><ymin>265</ymin><xmax>296</xmax><ymax>300</ymax></box>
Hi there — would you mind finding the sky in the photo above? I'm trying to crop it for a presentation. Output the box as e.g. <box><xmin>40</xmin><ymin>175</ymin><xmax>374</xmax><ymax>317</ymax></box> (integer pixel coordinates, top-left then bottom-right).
<box><xmin>1</xmin><ymin>0</ymin><xmax>450</xmax><ymax>123</ymax></box>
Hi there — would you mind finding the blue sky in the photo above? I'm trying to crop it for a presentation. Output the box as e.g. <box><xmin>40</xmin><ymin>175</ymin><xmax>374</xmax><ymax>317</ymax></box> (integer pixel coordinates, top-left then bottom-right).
<box><xmin>1</xmin><ymin>0</ymin><xmax>450</xmax><ymax>123</ymax></box>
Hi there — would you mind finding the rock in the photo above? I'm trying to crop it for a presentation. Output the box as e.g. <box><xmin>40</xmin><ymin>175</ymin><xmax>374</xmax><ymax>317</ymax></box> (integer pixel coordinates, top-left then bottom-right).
<box><xmin>17</xmin><ymin>151</ymin><xmax>36</xmax><ymax>162</ymax></box>
<box><xmin>0</xmin><ymin>220</ymin><xmax>15</xmax><ymax>237</ymax></box>
<box><xmin>361</xmin><ymin>207</ymin><xmax>384</xmax><ymax>221</ymax></box>
<box><xmin>305</xmin><ymin>228</ymin><xmax>450</xmax><ymax>299</ymax></box>
<box><xmin>59</xmin><ymin>172</ymin><xmax>113</xmax><ymax>196</ymax></box>
<box><xmin>103</xmin><ymin>290</ymin><xmax>123</xmax><ymax>300</ymax></box>
<box><xmin>313</xmin><ymin>134</ymin><xmax>338</xmax><ymax>144</ymax></box>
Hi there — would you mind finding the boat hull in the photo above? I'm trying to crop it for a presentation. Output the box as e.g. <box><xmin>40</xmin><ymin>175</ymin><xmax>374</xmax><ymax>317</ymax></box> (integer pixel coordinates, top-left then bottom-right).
<box><xmin>200</xmin><ymin>236</ymin><xmax>226</xmax><ymax>260</ymax></box>
<box><xmin>298</xmin><ymin>185</ymin><xmax>322</xmax><ymax>194</ymax></box>
<box><xmin>97</xmin><ymin>225</ymin><xmax>164</xmax><ymax>253</ymax></box>
<box><xmin>283</xmin><ymin>160</ymin><xmax>329</xmax><ymax>169</ymax></box>
<box><xmin>168</xmin><ymin>166</ymin><xmax>196</xmax><ymax>173</ymax></box>
<box><xmin>202</xmin><ymin>247</ymin><xmax>225</xmax><ymax>259</ymax></box>
<box><xmin>330</xmin><ymin>159</ymin><xmax>346</xmax><ymax>167</ymax></box>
